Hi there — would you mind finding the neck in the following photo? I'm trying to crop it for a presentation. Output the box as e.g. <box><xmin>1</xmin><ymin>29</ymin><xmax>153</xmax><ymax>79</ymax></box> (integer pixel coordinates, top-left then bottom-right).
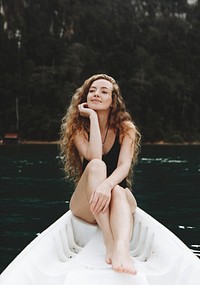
<box><xmin>97</xmin><ymin>110</ymin><xmax>110</xmax><ymax>131</ymax></box>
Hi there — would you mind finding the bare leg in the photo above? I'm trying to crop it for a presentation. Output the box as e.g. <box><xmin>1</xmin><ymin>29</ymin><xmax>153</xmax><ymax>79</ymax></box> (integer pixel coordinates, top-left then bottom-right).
<box><xmin>93</xmin><ymin>209</ymin><xmax>114</xmax><ymax>264</ymax></box>
<box><xmin>70</xmin><ymin>159</ymin><xmax>137</xmax><ymax>274</ymax></box>
<box><xmin>110</xmin><ymin>185</ymin><xmax>137</xmax><ymax>275</ymax></box>
<box><xmin>70</xmin><ymin>159</ymin><xmax>114</xmax><ymax>262</ymax></box>
<box><xmin>70</xmin><ymin>159</ymin><xmax>107</xmax><ymax>223</ymax></box>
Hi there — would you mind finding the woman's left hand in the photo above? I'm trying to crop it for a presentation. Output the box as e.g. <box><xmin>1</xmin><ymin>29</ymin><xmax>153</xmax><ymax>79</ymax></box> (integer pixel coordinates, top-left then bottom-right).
<box><xmin>89</xmin><ymin>183</ymin><xmax>111</xmax><ymax>215</ymax></box>
<box><xmin>78</xmin><ymin>103</ymin><xmax>96</xmax><ymax>118</ymax></box>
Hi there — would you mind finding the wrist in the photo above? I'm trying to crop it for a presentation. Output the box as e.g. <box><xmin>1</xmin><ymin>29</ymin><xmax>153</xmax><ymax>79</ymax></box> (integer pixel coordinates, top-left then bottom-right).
<box><xmin>103</xmin><ymin>180</ymin><xmax>113</xmax><ymax>191</ymax></box>
<box><xmin>89</xmin><ymin>111</ymin><xmax>97</xmax><ymax>120</ymax></box>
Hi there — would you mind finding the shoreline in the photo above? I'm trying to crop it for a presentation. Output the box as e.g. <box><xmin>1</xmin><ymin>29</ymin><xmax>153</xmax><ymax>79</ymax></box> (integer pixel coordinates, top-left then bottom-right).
<box><xmin>1</xmin><ymin>140</ymin><xmax>200</xmax><ymax>146</ymax></box>
<box><xmin>20</xmin><ymin>140</ymin><xmax>60</xmax><ymax>145</ymax></box>
<box><xmin>142</xmin><ymin>141</ymin><xmax>200</xmax><ymax>146</ymax></box>
<box><xmin>18</xmin><ymin>139</ymin><xmax>200</xmax><ymax>146</ymax></box>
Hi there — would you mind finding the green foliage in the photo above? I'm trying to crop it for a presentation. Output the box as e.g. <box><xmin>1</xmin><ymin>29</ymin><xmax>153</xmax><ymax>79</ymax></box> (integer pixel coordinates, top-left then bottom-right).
<box><xmin>0</xmin><ymin>0</ymin><xmax>199</xmax><ymax>142</ymax></box>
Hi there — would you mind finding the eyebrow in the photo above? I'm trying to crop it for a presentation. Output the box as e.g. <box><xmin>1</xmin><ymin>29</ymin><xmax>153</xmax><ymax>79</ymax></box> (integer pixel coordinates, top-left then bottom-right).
<box><xmin>90</xmin><ymin>86</ymin><xmax>110</xmax><ymax>90</ymax></box>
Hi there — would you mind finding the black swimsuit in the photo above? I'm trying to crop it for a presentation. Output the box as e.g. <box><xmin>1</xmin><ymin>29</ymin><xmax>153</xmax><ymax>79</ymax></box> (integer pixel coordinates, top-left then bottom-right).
<box><xmin>82</xmin><ymin>135</ymin><xmax>127</xmax><ymax>188</ymax></box>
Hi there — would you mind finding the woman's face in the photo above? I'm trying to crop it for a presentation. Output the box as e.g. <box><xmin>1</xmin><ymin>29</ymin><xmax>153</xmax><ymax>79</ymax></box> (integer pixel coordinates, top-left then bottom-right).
<box><xmin>87</xmin><ymin>79</ymin><xmax>113</xmax><ymax>111</ymax></box>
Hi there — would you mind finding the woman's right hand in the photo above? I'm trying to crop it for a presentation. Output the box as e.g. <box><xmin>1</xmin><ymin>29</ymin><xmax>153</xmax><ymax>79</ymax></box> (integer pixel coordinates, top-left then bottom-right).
<box><xmin>89</xmin><ymin>182</ymin><xmax>112</xmax><ymax>214</ymax></box>
<box><xmin>78</xmin><ymin>103</ymin><xmax>96</xmax><ymax>118</ymax></box>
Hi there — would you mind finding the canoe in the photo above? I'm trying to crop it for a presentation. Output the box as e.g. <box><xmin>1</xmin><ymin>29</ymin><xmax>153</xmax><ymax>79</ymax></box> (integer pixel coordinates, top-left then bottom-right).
<box><xmin>0</xmin><ymin>207</ymin><xmax>200</xmax><ymax>285</ymax></box>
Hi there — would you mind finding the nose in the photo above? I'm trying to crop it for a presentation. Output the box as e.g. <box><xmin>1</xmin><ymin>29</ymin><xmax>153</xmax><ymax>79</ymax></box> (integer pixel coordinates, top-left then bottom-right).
<box><xmin>94</xmin><ymin>89</ymin><xmax>100</xmax><ymax>97</ymax></box>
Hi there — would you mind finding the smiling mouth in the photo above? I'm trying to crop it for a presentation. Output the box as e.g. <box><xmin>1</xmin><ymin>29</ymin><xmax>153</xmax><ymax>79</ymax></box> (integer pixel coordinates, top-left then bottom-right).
<box><xmin>91</xmin><ymin>99</ymin><xmax>102</xmax><ymax>103</ymax></box>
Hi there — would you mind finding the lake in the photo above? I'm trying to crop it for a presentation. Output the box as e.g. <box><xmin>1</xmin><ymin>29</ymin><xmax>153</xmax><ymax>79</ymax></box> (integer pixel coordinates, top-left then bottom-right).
<box><xmin>0</xmin><ymin>144</ymin><xmax>200</xmax><ymax>273</ymax></box>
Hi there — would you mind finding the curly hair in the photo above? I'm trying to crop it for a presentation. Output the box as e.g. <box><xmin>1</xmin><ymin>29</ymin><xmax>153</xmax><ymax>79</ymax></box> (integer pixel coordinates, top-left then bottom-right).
<box><xmin>60</xmin><ymin>74</ymin><xmax>141</xmax><ymax>187</ymax></box>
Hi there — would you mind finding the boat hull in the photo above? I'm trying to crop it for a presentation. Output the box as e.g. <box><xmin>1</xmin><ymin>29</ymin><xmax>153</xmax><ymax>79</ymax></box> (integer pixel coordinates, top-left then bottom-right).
<box><xmin>1</xmin><ymin>208</ymin><xmax>200</xmax><ymax>285</ymax></box>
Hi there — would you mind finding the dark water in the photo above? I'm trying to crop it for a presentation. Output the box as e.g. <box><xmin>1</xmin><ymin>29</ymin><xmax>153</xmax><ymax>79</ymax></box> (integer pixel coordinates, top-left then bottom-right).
<box><xmin>0</xmin><ymin>144</ymin><xmax>200</xmax><ymax>273</ymax></box>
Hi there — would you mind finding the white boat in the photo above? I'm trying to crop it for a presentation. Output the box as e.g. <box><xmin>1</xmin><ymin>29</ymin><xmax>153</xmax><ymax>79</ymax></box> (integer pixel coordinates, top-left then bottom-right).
<box><xmin>1</xmin><ymin>207</ymin><xmax>200</xmax><ymax>285</ymax></box>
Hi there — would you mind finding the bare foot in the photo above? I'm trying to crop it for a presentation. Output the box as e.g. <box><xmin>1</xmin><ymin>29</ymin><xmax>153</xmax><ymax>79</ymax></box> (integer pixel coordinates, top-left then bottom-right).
<box><xmin>112</xmin><ymin>242</ymin><xmax>137</xmax><ymax>275</ymax></box>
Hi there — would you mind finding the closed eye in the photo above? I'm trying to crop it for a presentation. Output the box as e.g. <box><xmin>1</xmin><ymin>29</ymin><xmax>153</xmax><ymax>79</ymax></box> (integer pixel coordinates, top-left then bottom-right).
<box><xmin>89</xmin><ymin>88</ymin><xmax>95</xmax><ymax>93</ymax></box>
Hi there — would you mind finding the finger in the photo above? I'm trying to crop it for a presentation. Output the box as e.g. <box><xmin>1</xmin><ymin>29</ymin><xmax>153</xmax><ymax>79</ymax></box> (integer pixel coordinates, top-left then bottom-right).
<box><xmin>89</xmin><ymin>192</ymin><xmax>94</xmax><ymax>204</ymax></box>
<box><xmin>93</xmin><ymin>198</ymin><xmax>105</xmax><ymax>214</ymax></box>
<box><xmin>90</xmin><ymin>191</ymin><xmax>99</xmax><ymax>205</ymax></box>
<box><xmin>78</xmin><ymin>105</ymin><xmax>83</xmax><ymax>115</ymax></box>
<box><xmin>82</xmin><ymin>103</ymin><xmax>88</xmax><ymax>108</ymax></box>
<box><xmin>90</xmin><ymin>193</ymin><xmax>99</xmax><ymax>212</ymax></box>
<box><xmin>102</xmin><ymin>199</ymin><xmax>110</xmax><ymax>213</ymax></box>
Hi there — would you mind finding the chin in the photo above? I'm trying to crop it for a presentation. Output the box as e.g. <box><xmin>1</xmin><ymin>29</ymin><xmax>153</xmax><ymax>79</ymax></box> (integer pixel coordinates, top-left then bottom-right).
<box><xmin>88</xmin><ymin>104</ymin><xmax>100</xmax><ymax>110</ymax></box>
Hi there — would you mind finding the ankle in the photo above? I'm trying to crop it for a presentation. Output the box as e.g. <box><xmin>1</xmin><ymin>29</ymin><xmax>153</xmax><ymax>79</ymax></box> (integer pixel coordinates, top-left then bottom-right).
<box><xmin>104</xmin><ymin>235</ymin><xmax>114</xmax><ymax>246</ymax></box>
<box><xmin>114</xmin><ymin>240</ymin><xmax>129</xmax><ymax>251</ymax></box>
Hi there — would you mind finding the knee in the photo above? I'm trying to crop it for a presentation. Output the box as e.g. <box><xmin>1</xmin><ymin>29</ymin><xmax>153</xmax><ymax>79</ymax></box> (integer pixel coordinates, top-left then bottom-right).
<box><xmin>111</xmin><ymin>186</ymin><xmax>137</xmax><ymax>213</ymax></box>
<box><xmin>86</xmin><ymin>159</ymin><xmax>106</xmax><ymax>174</ymax></box>
<box><xmin>111</xmin><ymin>185</ymin><xmax>126</xmax><ymax>202</ymax></box>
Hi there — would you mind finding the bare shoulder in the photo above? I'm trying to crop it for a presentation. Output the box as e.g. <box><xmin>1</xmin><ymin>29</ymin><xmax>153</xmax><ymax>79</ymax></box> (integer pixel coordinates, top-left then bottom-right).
<box><xmin>122</xmin><ymin>121</ymin><xmax>136</xmax><ymax>136</ymax></box>
<box><xmin>119</xmin><ymin>121</ymin><xmax>137</xmax><ymax>145</ymax></box>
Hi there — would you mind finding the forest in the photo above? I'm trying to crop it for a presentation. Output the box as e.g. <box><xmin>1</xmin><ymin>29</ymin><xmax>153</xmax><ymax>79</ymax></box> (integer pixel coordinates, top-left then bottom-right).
<box><xmin>0</xmin><ymin>0</ymin><xmax>199</xmax><ymax>143</ymax></box>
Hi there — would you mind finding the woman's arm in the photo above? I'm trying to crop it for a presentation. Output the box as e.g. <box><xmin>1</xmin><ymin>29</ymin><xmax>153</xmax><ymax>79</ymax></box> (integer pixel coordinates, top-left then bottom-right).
<box><xmin>74</xmin><ymin>103</ymin><xmax>102</xmax><ymax>160</ymax></box>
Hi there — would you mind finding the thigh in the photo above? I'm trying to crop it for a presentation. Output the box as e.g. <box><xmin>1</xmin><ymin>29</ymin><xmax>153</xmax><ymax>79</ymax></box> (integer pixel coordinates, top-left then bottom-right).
<box><xmin>70</xmin><ymin>159</ymin><xmax>107</xmax><ymax>223</ymax></box>
<box><xmin>70</xmin><ymin>171</ymin><xmax>96</xmax><ymax>224</ymax></box>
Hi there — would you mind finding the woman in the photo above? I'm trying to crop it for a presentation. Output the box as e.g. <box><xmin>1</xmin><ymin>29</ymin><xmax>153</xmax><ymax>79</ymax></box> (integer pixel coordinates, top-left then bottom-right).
<box><xmin>60</xmin><ymin>74</ymin><xmax>141</xmax><ymax>275</ymax></box>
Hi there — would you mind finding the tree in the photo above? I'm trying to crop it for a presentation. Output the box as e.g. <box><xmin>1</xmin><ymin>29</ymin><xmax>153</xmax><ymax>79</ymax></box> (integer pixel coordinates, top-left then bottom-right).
<box><xmin>0</xmin><ymin>0</ymin><xmax>199</xmax><ymax>142</ymax></box>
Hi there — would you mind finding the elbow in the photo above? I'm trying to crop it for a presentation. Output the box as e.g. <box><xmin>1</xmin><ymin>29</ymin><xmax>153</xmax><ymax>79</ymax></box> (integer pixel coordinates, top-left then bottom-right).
<box><xmin>90</xmin><ymin>154</ymin><xmax>102</xmax><ymax>160</ymax></box>
<box><xmin>86</xmin><ymin>151</ymin><xmax>102</xmax><ymax>161</ymax></box>
<box><xmin>85</xmin><ymin>144</ymin><xmax>102</xmax><ymax>161</ymax></box>
<box><xmin>124</xmin><ymin>168</ymin><xmax>130</xmax><ymax>178</ymax></box>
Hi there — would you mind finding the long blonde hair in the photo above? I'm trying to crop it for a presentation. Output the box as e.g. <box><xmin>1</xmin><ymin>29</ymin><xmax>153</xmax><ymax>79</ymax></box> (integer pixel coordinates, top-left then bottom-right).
<box><xmin>60</xmin><ymin>74</ymin><xmax>141</xmax><ymax>187</ymax></box>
